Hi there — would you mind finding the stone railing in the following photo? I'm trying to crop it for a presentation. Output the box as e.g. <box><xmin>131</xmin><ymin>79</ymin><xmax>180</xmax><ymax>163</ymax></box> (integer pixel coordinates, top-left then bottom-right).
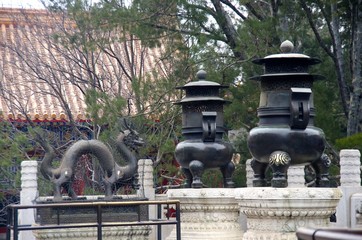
<box><xmin>336</xmin><ymin>150</ymin><xmax>362</xmax><ymax>228</ymax></box>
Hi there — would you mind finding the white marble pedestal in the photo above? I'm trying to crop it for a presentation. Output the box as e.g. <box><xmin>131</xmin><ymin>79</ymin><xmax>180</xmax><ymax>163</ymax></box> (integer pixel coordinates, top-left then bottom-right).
<box><xmin>236</xmin><ymin>188</ymin><xmax>342</xmax><ymax>240</ymax></box>
<box><xmin>165</xmin><ymin>188</ymin><xmax>243</xmax><ymax>240</ymax></box>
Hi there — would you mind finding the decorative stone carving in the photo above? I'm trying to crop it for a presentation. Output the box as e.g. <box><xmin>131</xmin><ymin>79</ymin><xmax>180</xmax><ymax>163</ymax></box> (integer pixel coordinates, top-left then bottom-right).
<box><xmin>236</xmin><ymin>187</ymin><xmax>342</xmax><ymax>240</ymax></box>
<box><xmin>288</xmin><ymin>165</ymin><xmax>306</xmax><ymax>187</ymax></box>
<box><xmin>245</xmin><ymin>159</ymin><xmax>254</xmax><ymax>187</ymax></box>
<box><xmin>137</xmin><ymin>159</ymin><xmax>154</xmax><ymax>197</ymax></box>
<box><xmin>21</xmin><ymin>160</ymin><xmax>38</xmax><ymax>189</ymax></box>
<box><xmin>351</xmin><ymin>193</ymin><xmax>362</xmax><ymax>228</ymax></box>
<box><xmin>340</xmin><ymin>149</ymin><xmax>361</xmax><ymax>186</ymax></box>
<box><xmin>33</xmin><ymin>226</ymin><xmax>151</xmax><ymax>240</ymax></box>
<box><xmin>39</xmin><ymin>125</ymin><xmax>144</xmax><ymax>201</ymax></box>
<box><xmin>166</xmin><ymin>189</ymin><xmax>243</xmax><ymax>240</ymax></box>
<box><xmin>336</xmin><ymin>149</ymin><xmax>362</xmax><ymax>228</ymax></box>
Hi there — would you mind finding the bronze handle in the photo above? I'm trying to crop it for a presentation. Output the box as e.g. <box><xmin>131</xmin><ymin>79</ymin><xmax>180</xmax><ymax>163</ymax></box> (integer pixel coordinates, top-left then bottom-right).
<box><xmin>290</xmin><ymin>88</ymin><xmax>311</xmax><ymax>130</ymax></box>
<box><xmin>202</xmin><ymin>112</ymin><xmax>217</xmax><ymax>142</ymax></box>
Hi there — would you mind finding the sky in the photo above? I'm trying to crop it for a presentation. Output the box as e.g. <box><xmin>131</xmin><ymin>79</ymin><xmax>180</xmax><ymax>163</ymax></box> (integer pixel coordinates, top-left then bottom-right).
<box><xmin>0</xmin><ymin>0</ymin><xmax>45</xmax><ymax>9</ymax></box>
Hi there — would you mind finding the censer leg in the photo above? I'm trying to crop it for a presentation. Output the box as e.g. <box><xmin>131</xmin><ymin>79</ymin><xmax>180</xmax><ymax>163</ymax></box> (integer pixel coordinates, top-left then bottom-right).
<box><xmin>269</xmin><ymin>151</ymin><xmax>291</xmax><ymax>188</ymax></box>
<box><xmin>189</xmin><ymin>160</ymin><xmax>204</xmax><ymax>188</ymax></box>
<box><xmin>251</xmin><ymin>158</ymin><xmax>268</xmax><ymax>187</ymax></box>
<box><xmin>221</xmin><ymin>161</ymin><xmax>235</xmax><ymax>188</ymax></box>
<box><xmin>311</xmin><ymin>153</ymin><xmax>331</xmax><ymax>187</ymax></box>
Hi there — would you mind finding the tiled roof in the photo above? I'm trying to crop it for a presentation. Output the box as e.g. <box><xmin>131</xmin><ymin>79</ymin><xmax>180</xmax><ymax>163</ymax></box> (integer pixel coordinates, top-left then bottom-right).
<box><xmin>0</xmin><ymin>8</ymin><xmax>169</xmax><ymax>122</ymax></box>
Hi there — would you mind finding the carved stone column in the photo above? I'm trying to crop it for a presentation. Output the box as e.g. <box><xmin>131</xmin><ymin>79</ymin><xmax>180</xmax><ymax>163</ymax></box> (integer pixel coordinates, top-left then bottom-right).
<box><xmin>137</xmin><ymin>159</ymin><xmax>154</xmax><ymax>199</ymax></box>
<box><xmin>137</xmin><ymin>159</ymin><xmax>157</xmax><ymax>240</ymax></box>
<box><xmin>165</xmin><ymin>189</ymin><xmax>243</xmax><ymax>240</ymax></box>
<box><xmin>287</xmin><ymin>165</ymin><xmax>306</xmax><ymax>188</ymax></box>
<box><xmin>19</xmin><ymin>160</ymin><xmax>38</xmax><ymax>240</ymax></box>
<box><xmin>336</xmin><ymin>149</ymin><xmax>362</xmax><ymax>227</ymax></box>
<box><xmin>245</xmin><ymin>159</ymin><xmax>254</xmax><ymax>188</ymax></box>
<box><xmin>340</xmin><ymin>150</ymin><xmax>361</xmax><ymax>186</ymax></box>
<box><xmin>236</xmin><ymin>188</ymin><xmax>342</xmax><ymax>240</ymax></box>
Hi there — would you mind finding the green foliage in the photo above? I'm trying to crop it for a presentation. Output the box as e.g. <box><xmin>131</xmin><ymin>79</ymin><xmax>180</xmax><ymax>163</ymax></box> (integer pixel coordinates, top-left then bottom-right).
<box><xmin>85</xmin><ymin>89</ymin><xmax>126</xmax><ymax>130</ymax></box>
<box><xmin>335</xmin><ymin>133</ymin><xmax>362</xmax><ymax>152</ymax></box>
<box><xmin>202</xmin><ymin>169</ymin><xmax>223</xmax><ymax>188</ymax></box>
<box><xmin>37</xmin><ymin>173</ymin><xmax>54</xmax><ymax>197</ymax></box>
<box><xmin>0</xmin><ymin>122</ymin><xmax>34</xmax><ymax>202</ymax></box>
<box><xmin>328</xmin><ymin>164</ymin><xmax>340</xmax><ymax>187</ymax></box>
<box><xmin>224</xmin><ymin>82</ymin><xmax>259</xmax><ymax>131</ymax></box>
<box><xmin>0</xmin><ymin>122</ymin><xmax>32</xmax><ymax>168</ymax></box>
<box><xmin>233</xmin><ymin>163</ymin><xmax>246</xmax><ymax>187</ymax></box>
<box><xmin>200</xmin><ymin>164</ymin><xmax>246</xmax><ymax>188</ymax></box>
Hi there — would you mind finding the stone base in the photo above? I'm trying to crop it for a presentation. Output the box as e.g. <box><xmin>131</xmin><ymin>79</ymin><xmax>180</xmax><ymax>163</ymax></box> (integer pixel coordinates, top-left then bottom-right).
<box><xmin>165</xmin><ymin>188</ymin><xmax>243</xmax><ymax>240</ymax></box>
<box><xmin>33</xmin><ymin>226</ymin><xmax>151</xmax><ymax>240</ymax></box>
<box><xmin>235</xmin><ymin>188</ymin><xmax>342</xmax><ymax>240</ymax></box>
<box><xmin>33</xmin><ymin>196</ymin><xmax>151</xmax><ymax>240</ymax></box>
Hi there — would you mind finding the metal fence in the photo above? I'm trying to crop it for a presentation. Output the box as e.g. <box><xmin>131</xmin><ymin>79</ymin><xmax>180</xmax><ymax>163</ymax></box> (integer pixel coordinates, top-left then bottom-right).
<box><xmin>6</xmin><ymin>199</ymin><xmax>181</xmax><ymax>240</ymax></box>
<box><xmin>296</xmin><ymin>227</ymin><xmax>362</xmax><ymax>240</ymax></box>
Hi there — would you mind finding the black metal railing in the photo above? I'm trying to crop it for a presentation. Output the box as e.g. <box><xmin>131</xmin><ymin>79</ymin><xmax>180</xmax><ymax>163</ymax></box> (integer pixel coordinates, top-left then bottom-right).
<box><xmin>6</xmin><ymin>199</ymin><xmax>181</xmax><ymax>240</ymax></box>
<box><xmin>296</xmin><ymin>227</ymin><xmax>362</xmax><ymax>240</ymax></box>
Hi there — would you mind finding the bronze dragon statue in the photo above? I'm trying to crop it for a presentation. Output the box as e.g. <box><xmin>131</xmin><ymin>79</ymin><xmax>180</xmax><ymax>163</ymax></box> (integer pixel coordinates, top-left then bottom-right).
<box><xmin>39</xmin><ymin>129</ymin><xmax>144</xmax><ymax>201</ymax></box>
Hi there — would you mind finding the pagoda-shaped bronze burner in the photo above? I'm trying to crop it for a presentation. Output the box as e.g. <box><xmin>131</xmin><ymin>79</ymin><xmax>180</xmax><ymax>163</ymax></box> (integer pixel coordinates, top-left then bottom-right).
<box><xmin>247</xmin><ymin>40</ymin><xmax>330</xmax><ymax>188</ymax></box>
<box><xmin>174</xmin><ymin>70</ymin><xmax>235</xmax><ymax>188</ymax></box>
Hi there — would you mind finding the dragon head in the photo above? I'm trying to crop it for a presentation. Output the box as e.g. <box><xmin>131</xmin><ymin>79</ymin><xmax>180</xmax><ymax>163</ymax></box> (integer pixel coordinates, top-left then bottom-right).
<box><xmin>122</xmin><ymin>129</ymin><xmax>145</xmax><ymax>152</ymax></box>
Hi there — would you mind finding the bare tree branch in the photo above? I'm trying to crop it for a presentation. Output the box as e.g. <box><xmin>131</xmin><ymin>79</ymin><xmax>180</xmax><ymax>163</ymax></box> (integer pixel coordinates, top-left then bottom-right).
<box><xmin>220</xmin><ymin>0</ymin><xmax>247</xmax><ymax>20</ymax></box>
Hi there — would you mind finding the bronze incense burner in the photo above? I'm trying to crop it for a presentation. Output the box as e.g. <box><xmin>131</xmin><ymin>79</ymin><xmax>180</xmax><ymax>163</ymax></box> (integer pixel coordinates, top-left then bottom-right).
<box><xmin>174</xmin><ymin>70</ymin><xmax>235</xmax><ymax>188</ymax></box>
<box><xmin>247</xmin><ymin>41</ymin><xmax>330</xmax><ymax>188</ymax></box>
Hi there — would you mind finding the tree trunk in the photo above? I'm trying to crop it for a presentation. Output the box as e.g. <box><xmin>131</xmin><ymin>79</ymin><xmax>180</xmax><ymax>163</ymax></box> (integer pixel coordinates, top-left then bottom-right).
<box><xmin>347</xmin><ymin>0</ymin><xmax>362</xmax><ymax>136</ymax></box>
<box><xmin>211</xmin><ymin>0</ymin><xmax>244</xmax><ymax>60</ymax></box>
<box><xmin>330</xmin><ymin>3</ymin><xmax>350</xmax><ymax>118</ymax></box>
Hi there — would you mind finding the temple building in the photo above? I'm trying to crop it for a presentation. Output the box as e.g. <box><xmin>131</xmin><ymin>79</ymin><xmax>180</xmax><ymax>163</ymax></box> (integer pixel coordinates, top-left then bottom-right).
<box><xmin>0</xmin><ymin>6</ymin><xmax>171</xmax><ymax>210</ymax></box>
<box><xmin>0</xmin><ymin>7</ymin><xmax>169</xmax><ymax>123</ymax></box>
